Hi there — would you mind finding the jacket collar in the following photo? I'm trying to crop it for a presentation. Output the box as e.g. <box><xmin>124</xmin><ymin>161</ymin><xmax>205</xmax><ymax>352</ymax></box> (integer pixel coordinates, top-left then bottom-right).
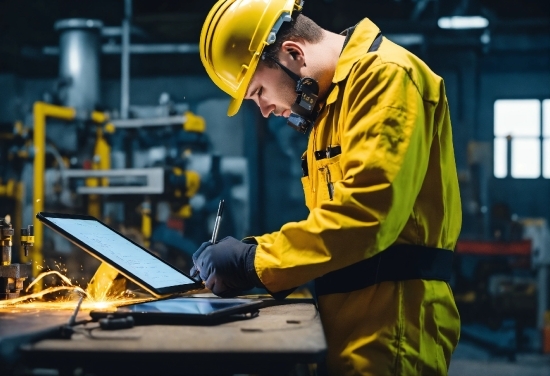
<box><xmin>326</xmin><ymin>18</ymin><xmax>381</xmax><ymax>105</ymax></box>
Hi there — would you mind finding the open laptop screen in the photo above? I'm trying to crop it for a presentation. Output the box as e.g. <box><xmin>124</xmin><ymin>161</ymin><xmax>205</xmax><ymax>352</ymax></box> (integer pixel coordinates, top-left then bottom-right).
<box><xmin>37</xmin><ymin>212</ymin><xmax>201</xmax><ymax>296</ymax></box>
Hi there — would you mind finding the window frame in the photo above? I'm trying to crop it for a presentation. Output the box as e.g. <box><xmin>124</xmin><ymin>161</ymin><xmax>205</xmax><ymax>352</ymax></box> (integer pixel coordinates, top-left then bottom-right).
<box><xmin>493</xmin><ymin>97</ymin><xmax>548</xmax><ymax>180</ymax></box>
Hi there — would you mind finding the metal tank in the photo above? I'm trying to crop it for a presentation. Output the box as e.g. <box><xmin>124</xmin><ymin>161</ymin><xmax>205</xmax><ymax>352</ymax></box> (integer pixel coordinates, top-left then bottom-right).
<box><xmin>54</xmin><ymin>18</ymin><xmax>103</xmax><ymax>111</ymax></box>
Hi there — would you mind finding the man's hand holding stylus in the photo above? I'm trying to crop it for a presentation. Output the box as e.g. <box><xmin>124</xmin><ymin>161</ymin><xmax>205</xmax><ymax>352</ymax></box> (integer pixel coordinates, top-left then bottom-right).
<box><xmin>189</xmin><ymin>237</ymin><xmax>264</xmax><ymax>297</ymax></box>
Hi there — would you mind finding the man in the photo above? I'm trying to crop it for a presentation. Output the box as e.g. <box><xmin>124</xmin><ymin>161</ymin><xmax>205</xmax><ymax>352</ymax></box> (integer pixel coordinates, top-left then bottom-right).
<box><xmin>192</xmin><ymin>0</ymin><xmax>461</xmax><ymax>374</ymax></box>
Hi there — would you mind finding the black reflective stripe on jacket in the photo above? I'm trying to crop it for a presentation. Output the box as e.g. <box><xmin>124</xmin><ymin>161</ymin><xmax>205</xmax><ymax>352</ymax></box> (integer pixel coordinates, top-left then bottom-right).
<box><xmin>315</xmin><ymin>245</ymin><xmax>454</xmax><ymax>296</ymax></box>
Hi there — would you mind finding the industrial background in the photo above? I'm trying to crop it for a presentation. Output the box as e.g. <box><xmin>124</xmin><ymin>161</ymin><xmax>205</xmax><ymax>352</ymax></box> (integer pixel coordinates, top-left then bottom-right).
<box><xmin>0</xmin><ymin>0</ymin><xmax>549</xmax><ymax>375</ymax></box>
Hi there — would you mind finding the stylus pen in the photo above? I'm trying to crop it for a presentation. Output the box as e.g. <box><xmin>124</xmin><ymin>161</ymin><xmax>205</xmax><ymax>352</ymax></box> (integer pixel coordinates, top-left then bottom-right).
<box><xmin>210</xmin><ymin>199</ymin><xmax>224</xmax><ymax>244</ymax></box>
<box><xmin>191</xmin><ymin>199</ymin><xmax>224</xmax><ymax>279</ymax></box>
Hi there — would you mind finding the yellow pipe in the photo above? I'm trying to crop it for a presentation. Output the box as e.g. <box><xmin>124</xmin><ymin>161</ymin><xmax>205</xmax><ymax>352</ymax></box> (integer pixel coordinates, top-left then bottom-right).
<box><xmin>142</xmin><ymin>211</ymin><xmax>152</xmax><ymax>248</ymax></box>
<box><xmin>140</xmin><ymin>199</ymin><xmax>152</xmax><ymax>248</ymax></box>
<box><xmin>33</xmin><ymin>103</ymin><xmax>108</xmax><ymax>289</ymax></box>
<box><xmin>87</xmin><ymin>126</ymin><xmax>111</xmax><ymax>218</ymax></box>
<box><xmin>32</xmin><ymin>102</ymin><xmax>75</xmax><ymax>283</ymax></box>
<box><xmin>91</xmin><ymin>111</ymin><xmax>108</xmax><ymax>124</ymax></box>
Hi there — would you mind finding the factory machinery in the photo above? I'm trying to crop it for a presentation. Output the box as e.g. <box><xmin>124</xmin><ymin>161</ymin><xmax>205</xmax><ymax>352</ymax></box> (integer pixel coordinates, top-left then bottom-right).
<box><xmin>0</xmin><ymin>9</ymin><xmax>247</xmax><ymax>299</ymax></box>
<box><xmin>0</xmin><ymin>216</ymin><xmax>33</xmax><ymax>300</ymax></box>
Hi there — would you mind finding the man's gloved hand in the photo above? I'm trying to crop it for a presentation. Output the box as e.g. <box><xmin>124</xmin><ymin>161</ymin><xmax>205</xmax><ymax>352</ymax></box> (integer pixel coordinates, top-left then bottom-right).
<box><xmin>189</xmin><ymin>236</ymin><xmax>264</xmax><ymax>297</ymax></box>
<box><xmin>189</xmin><ymin>241</ymin><xmax>211</xmax><ymax>278</ymax></box>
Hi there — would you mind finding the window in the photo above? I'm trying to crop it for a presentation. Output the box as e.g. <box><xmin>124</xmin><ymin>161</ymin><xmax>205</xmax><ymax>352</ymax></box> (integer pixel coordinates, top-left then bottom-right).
<box><xmin>494</xmin><ymin>99</ymin><xmax>550</xmax><ymax>178</ymax></box>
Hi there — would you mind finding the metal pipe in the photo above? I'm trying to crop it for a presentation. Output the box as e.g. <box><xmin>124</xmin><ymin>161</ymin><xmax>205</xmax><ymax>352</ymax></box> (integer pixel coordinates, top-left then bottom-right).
<box><xmin>54</xmin><ymin>19</ymin><xmax>103</xmax><ymax>111</ymax></box>
<box><xmin>61</xmin><ymin>168</ymin><xmax>164</xmax><ymax>195</ymax></box>
<box><xmin>110</xmin><ymin>115</ymin><xmax>187</xmax><ymax>128</ymax></box>
<box><xmin>43</xmin><ymin>43</ymin><xmax>200</xmax><ymax>55</ymax></box>
<box><xmin>32</xmin><ymin>102</ymin><xmax>75</xmax><ymax>286</ymax></box>
<box><xmin>102</xmin><ymin>25</ymin><xmax>149</xmax><ymax>39</ymax></box>
<box><xmin>32</xmin><ymin>102</ymin><xmax>107</xmax><ymax>288</ymax></box>
<box><xmin>121</xmin><ymin>0</ymin><xmax>132</xmax><ymax>120</ymax></box>
<box><xmin>87</xmin><ymin>127</ymin><xmax>112</xmax><ymax>218</ymax></box>
<box><xmin>104</xmin><ymin>43</ymin><xmax>200</xmax><ymax>54</ymax></box>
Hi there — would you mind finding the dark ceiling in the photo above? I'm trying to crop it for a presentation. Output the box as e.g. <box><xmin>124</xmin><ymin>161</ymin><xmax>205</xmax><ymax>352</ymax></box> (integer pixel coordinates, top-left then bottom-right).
<box><xmin>0</xmin><ymin>0</ymin><xmax>548</xmax><ymax>77</ymax></box>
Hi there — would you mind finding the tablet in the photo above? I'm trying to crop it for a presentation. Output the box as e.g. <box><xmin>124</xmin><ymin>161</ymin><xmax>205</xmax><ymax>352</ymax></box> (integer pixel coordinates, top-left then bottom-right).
<box><xmin>89</xmin><ymin>297</ymin><xmax>263</xmax><ymax>325</ymax></box>
<box><xmin>36</xmin><ymin>212</ymin><xmax>202</xmax><ymax>297</ymax></box>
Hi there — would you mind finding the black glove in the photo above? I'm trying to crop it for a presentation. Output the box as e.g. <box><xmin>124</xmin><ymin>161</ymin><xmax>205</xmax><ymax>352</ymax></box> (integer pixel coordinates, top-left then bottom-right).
<box><xmin>189</xmin><ymin>241</ymin><xmax>211</xmax><ymax>278</ymax></box>
<box><xmin>190</xmin><ymin>236</ymin><xmax>264</xmax><ymax>297</ymax></box>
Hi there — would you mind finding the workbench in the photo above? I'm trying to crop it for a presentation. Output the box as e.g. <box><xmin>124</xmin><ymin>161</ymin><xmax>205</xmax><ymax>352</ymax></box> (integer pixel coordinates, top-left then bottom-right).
<box><xmin>2</xmin><ymin>300</ymin><xmax>326</xmax><ymax>376</ymax></box>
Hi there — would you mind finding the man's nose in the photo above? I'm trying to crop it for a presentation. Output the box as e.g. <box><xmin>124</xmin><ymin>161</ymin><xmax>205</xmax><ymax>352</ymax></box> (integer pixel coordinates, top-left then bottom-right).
<box><xmin>259</xmin><ymin>98</ymin><xmax>275</xmax><ymax>118</ymax></box>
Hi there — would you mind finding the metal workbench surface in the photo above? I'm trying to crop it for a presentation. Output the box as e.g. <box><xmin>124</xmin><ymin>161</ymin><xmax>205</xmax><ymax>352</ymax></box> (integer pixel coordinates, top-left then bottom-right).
<box><xmin>17</xmin><ymin>301</ymin><xmax>326</xmax><ymax>376</ymax></box>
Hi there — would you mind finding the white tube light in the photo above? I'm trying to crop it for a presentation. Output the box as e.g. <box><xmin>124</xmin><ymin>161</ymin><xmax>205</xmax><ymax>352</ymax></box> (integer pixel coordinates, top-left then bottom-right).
<box><xmin>438</xmin><ymin>16</ymin><xmax>489</xmax><ymax>29</ymax></box>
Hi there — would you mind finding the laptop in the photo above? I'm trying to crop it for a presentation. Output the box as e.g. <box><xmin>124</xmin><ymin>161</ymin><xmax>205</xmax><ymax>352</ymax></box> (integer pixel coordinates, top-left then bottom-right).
<box><xmin>36</xmin><ymin>212</ymin><xmax>263</xmax><ymax>323</ymax></box>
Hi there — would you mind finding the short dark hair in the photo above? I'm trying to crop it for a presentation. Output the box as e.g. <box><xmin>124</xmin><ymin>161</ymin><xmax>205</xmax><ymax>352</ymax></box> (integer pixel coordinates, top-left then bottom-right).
<box><xmin>261</xmin><ymin>13</ymin><xmax>323</xmax><ymax>68</ymax></box>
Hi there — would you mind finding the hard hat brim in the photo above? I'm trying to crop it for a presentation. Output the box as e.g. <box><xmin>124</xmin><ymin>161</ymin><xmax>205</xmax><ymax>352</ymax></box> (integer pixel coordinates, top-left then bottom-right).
<box><xmin>225</xmin><ymin>47</ymin><xmax>262</xmax><ymax>117</ymax></box>
<box><xmin>227</xmin><ymin>96</ymin><xmax>243</xmax><ymax>117</ymax></box>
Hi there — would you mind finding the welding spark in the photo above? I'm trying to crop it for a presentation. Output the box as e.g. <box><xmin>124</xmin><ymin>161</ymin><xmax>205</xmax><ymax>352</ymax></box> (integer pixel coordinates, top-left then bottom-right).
<box><xmin>25</xmin><ymin>270</ymin><xmax>73</xmax><ymax>293</ymax></box>
<box><xmin>0</xmin><ymin>270</ymin><xmax>152</xmax><ymax>312</ymax></box>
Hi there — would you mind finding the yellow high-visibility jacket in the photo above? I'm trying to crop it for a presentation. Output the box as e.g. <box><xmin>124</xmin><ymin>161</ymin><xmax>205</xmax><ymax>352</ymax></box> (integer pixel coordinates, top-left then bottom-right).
<box><xmin>252</xmin><ymin>18</ymin><xmax>461</xmax><ymax>375</ymax></box>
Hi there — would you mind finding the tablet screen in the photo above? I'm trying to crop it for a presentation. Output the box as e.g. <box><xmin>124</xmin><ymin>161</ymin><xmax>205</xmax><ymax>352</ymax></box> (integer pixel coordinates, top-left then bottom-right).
<box><xmin>41</xmin><ymin>215</ymin><xmax>196</xmax><ymax>292</ymax></box>
<box><xmin>118</xmin><ymin>298</ymin><xmax>255</xmax><ymax>315</ymax></box>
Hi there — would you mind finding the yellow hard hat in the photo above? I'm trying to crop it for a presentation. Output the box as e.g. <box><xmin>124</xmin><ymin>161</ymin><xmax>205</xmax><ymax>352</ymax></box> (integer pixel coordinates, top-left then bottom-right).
<box><xmin>200</xmin><ymin>0</ymin><xmax>303</xmax><ymax>116</ymax></box>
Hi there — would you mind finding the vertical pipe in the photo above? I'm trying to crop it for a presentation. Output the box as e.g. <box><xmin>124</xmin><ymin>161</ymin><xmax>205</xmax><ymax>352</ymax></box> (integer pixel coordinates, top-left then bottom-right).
<box><xmin>32</xmin><ymin>103</ymin><xmax>46</xmax><ymax>277</ymax></box>
<box><xmin>121</xmin><ymin>0</ymin><xmax>132</xmax><ymax>119</ymax></box>
<box><xmin>55</xmin><ymin>19</ymin><xmax>103</xmax><ymax>111</ymax></box>
<box><xmin>32</xmin><ymin>102</ymin><xmax>75</xmax><ymax>288</ymax></box>
<box><xmin>87</xmin><ymin>126</ymin><xmax>112</xmax><ymax>218</ymax></box>
<box><xmin>141</xmin><ymin>200</ymin><xmax>152</xmax><ymax>248</ymax></box>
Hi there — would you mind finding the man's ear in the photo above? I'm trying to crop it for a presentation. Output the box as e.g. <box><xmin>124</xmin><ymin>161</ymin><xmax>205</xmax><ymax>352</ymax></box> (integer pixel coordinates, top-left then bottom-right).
<box><xmin>281</xmin><ymin>40</ymin><xmax>305</xmax><ymax>64</ymax></box>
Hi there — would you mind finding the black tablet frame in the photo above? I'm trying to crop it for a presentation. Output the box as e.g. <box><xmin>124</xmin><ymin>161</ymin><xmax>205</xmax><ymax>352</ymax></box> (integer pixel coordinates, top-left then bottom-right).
<box><xmin>36</xmin><ymin>212</ymin><xmax>203</xmax><ymax>297</ymax></box>
<box><xmin>89</xmin><ymin>297</ymin><xmax>263</xmax><ymax>325</ymax></box>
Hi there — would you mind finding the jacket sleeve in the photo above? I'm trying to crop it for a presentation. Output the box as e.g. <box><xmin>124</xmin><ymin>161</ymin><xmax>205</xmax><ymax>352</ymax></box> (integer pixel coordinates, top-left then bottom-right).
<box><xmin>254</xmin><ymin>60</ymin><xmax>439</xmax><ymax>292</ymax></box>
